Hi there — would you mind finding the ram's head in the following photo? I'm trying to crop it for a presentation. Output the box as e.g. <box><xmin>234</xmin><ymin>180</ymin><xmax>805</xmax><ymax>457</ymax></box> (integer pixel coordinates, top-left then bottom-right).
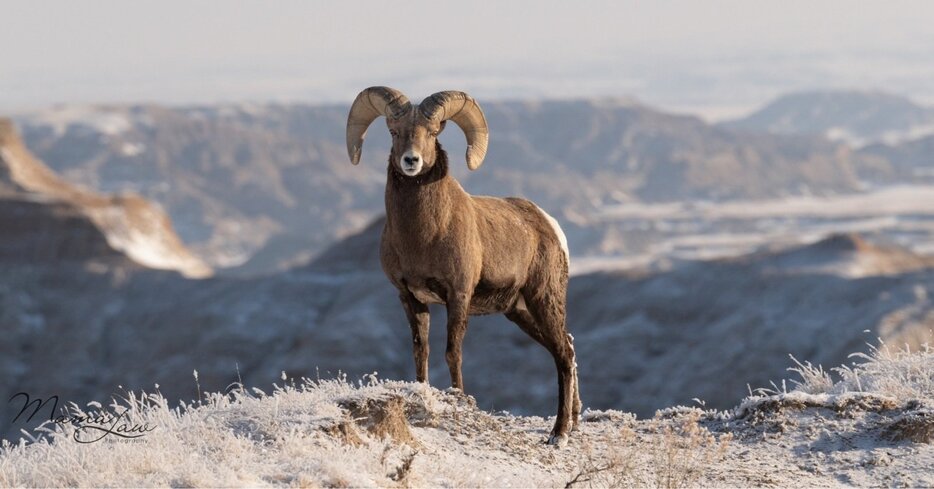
<box><xmin>346</xmin><ymin>87</ymin><xmax>489</xmax><ymax>176</ymax></box>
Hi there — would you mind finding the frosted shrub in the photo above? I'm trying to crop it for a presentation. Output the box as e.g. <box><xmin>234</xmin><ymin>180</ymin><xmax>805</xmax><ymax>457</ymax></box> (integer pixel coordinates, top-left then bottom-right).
<box><xmin>786</xmin><ymin>340</ymin><xmax>934</xmax><ymax>401</ymax></box>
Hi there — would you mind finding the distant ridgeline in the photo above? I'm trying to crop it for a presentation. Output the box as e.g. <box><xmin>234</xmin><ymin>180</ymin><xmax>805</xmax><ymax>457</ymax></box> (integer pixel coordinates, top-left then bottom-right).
<box><xmin>14</xmin><ymin>94</ymin><xmax>920</xmax><ymax>274</ymax></box>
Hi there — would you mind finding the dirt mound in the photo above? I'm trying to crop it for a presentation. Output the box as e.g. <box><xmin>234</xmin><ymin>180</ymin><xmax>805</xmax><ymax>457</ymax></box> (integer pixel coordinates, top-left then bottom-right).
<box><xmin>321</xmin><ymin>419</ymin><xmax>364</xmax><ymax>446</ymax></box>
<box><xmin>735</xmin><ymin>392</ymin><xmax>901</xmax><ymax>421</ymax></box>
<box><xmin>884</xmin><ymin>404</ymin><xmax>934</xmax><ymax>444</ymax></box>
<box><xmin>813</xmin><ymin>233</ymin><xmax>874</xmax><ymax>253</ymax></box>
<box><xmin>755</xmin><ymin>232</ymin><xmax>934</xmax><ymax>277</ymax></box>
<box><xmin>339</xmin><ymin>395</ymin><xmax>419</xmax><ymax>447</ymax></box>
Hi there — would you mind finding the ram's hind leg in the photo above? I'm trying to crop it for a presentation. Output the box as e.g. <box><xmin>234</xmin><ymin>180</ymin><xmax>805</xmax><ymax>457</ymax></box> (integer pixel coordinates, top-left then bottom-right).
<box><xmin>399</xmin><ymin>291</ymin><xmax>430</xmax><ymax>383</ymax></box>
<box><xmin>568</xmin><ymin>334</ymin><xmax>581</xmax><ymax>431</ymax></box>
<box><xmin>505</xmin><ymin>291</ymin><xmax>577</xmax><ymax>446</ymax></box>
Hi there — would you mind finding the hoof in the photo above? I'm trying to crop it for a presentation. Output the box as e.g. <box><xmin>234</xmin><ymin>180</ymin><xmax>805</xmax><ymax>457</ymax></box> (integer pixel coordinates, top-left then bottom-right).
<box><xmin>443</xmin><ymin>387</ymin><xmax>466</xmax><ymax>398</ymax></box>
<box><xmin>547</xmin><ymin>433</ymin><xmax>569</xmax><ymax>448</ymax></box>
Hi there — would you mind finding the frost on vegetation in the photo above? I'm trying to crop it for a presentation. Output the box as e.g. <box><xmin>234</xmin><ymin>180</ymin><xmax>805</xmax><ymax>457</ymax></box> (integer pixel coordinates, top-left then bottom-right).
<box><xmin>786</xmin><ymin>340</ymin><xmax>934</xmax><ymax>400</ymax></box>
<box><xmin>3</xmin><ymin>341</ymin><xmax>933</xmax><ymax>487</ymax></box>
<box><xmin>581</xmin><ymin>408</ymin><xmax>636</xmax><ymax>424</ymax></box>
<box><xmin>0</xmin><ymin>369</ymin><xmax>740</xmax><ymax>488</ymax></box>
<box><xmin>0</xmin><ymin>374</ymin><xmax>452</xmax><ymax>488</ymax></box>
<box><xmin>832</xmin><ymin>341</ymin><xmax>934</xmax><ymax>400</ymax></box>
<box><xmin>737</xmin><ymin>339</ymin><xmax>934</xmax><ymax>418</ymax></box>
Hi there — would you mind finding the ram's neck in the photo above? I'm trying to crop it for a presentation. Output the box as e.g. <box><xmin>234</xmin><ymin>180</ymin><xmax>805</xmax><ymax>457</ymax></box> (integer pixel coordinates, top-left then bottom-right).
<box><xmin>384</xmin><ymin>144</ymin><xmax>458</xmax><ymax>241</ymax></box>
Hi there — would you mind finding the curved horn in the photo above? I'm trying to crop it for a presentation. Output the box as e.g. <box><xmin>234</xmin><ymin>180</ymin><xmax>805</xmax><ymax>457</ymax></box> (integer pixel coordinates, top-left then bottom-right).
<box><xmin>346</xmin><ymin>86</ymin><xmax>411</xmax><ymax>165</ymax></box>
<box><xmin>419</xmin><ymin>91</ymin><xmax>489</xmax><ymax>170</ymax></box>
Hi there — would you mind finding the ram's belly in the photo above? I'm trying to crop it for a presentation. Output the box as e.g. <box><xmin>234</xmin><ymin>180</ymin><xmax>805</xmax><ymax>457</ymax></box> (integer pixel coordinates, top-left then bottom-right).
<box><xmin>405</xmin><ymin>282</ymin><xmax>519</xmax><ymax>315</ymax></box>
<box><xmin>468</xmin><ymin>286</ymin><xmax>520</xmax><ymax>315</ymax></box>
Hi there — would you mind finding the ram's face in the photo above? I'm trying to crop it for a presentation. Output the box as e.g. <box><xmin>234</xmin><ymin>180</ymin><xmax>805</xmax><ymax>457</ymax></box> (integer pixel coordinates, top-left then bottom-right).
<box><xmin>387</xmin><ymin>113</ymin><xmax>446</xmax><ymax>177</ymax></box>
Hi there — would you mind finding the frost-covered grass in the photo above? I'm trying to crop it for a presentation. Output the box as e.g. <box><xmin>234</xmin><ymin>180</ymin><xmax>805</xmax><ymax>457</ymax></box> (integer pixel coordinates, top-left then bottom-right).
<box><xmin>2</xmin><ymin>341</ymin><xmax>933</xmax><ymax>488</ymax></box>
<box><xmin>0</xmin><ymin>376</ymin><xmax>459</xmax><ymax>488</ymax></box>
<box><xmin>785</xmin><ymin>340</ymin><xmax>934</xmax><ymax>400</ymax></box>
<box><xmin>0</xmin><ymin>370</ymin><xmax>738</xmax><ymax>488</ymax></box>
<box><xmin>735</xmin><ymin>339</ymin><xmax>934</xmax><ymax>420</ymax></box>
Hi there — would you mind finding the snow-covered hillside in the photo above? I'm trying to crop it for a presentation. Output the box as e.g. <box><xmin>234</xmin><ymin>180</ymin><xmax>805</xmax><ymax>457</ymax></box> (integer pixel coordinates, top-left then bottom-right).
<box><xmin>1</xmin><ymin>344</ymin><xmax>932</xmax><ymax>487</ymax></box>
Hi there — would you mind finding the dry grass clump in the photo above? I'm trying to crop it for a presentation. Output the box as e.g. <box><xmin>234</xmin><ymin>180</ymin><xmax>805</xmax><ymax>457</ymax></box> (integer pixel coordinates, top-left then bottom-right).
<box><xmin>567</xmin><ymin>411</ymin><xmax>731</xmax><ymax>489</ymax></box>
<box><xmin>648</xmin><ymin>411</ymin><xmax>733</xmax><ymax>489</ymax></box>
<box><xmin>565</xmin><ymin>426</ymin><xmax>638</xmax><ymax>488</ymax></box>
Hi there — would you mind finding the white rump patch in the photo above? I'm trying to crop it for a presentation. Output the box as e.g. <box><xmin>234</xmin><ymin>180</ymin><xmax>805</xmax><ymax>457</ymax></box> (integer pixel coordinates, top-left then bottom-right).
<box><xmin>534</xmin><ymin>205</ymin><xmax>570</xmax><ymax>263</ymax></box>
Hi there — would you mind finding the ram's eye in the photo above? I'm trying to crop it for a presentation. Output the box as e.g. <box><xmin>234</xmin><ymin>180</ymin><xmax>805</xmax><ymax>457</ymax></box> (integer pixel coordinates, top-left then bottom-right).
<box><xmin>389</xmin><ymin>130</ymin><xmax>398</xmax><ymax>137</ymax></box>
<box><xmin>430</xmin><ymin>131</ymin><xmax>439</xmax><ymax>137</ymax></box>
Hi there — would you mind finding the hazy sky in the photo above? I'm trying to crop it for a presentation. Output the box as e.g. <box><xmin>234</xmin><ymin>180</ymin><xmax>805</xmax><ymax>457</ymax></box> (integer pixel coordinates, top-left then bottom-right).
<box><xmin>3</xmin><ymin>1</ymin><xmax>934</xmax><ymax>119</ymax></box>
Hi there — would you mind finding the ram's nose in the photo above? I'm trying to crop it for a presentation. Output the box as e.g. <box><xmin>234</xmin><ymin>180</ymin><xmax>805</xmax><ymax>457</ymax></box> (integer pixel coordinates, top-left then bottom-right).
<box><xmin>400</xmin><ymin>151</ymin><xmax>423</xmax><ymax>176</ymax></box>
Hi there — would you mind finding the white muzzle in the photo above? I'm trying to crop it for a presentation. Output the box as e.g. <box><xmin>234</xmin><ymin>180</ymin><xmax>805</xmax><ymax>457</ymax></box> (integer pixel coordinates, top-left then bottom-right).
<box><xmin>400</xmin><ymin>150</ymin><xmax>423</xmax><ymax>176</ymax></box>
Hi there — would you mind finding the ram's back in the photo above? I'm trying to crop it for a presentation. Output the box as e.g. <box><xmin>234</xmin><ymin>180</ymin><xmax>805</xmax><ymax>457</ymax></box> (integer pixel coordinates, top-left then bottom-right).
<box><xmin>470</xmin><ymin>195</ymin><xmax>566</xmax><ymax>285</ymax></box>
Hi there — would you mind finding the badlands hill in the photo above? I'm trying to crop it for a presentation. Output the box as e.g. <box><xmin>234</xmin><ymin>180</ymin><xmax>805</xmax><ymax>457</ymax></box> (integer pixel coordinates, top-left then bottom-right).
<box><xmin>0</xmin><ymin>118</ymin><xmax>210</xmax><ymax>277</ymax></box>
<box><xmin>0</xmin><ymin>120</ymin><xmax>212</xmax><ymax>437</ymax></box>
<box><xmin>860</xmin><ymin>133</ymin><xmax>934</xmax><ymax>183</ymax></box>
<box><xmin>722</xmin><ymin>90</ymin><xmax>934</xmax><ymax>147</ymax></box>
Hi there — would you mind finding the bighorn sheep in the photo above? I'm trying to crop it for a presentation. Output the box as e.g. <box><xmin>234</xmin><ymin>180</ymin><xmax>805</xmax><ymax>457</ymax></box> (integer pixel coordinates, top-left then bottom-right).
<box><xmin>346</xmin><ymin>87</ymin><xmax>581</xmax><ymax>445</ymax></box>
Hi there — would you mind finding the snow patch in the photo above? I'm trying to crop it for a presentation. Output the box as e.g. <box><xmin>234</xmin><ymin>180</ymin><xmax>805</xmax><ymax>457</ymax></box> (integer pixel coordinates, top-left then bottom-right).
<box><xmin>88</xmin><ymin>205</ymin><xmax>212</xmax><ymax>278</ymax></box>
<box><xmin>879</xmin><ymin>123</ymin><xmax>934</xmax><ymax>147</ymax></box>
<box><xmin>19</xmin><ymin>106</ymin><xmax>132</xmax><ymax>137</ymax></box>
<box><xmin>581</xmin><ymin>185</ymin><xmax>934</xmax><ymax>275</ymax></box>
<box><xmin>827</xmin><ymin>123</ymin><xmax>934</xmax><ymax>148</ymax></box>
<box><xmin>119</xmin><ymin>142</ymin><xmax>145</xmax><ymax>157</ymax></box>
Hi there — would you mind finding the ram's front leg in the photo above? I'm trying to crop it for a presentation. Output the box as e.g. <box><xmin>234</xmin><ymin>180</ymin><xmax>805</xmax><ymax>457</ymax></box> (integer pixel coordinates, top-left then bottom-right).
<box><xmin>444</xmin><ymin>290</ymin><xmax>471</xmax><ymax>391</ymax></box>
<box><xmin>399</xmin><ymin>291</ymin><xmax>430</xmax><ymax>383</ymax></box>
